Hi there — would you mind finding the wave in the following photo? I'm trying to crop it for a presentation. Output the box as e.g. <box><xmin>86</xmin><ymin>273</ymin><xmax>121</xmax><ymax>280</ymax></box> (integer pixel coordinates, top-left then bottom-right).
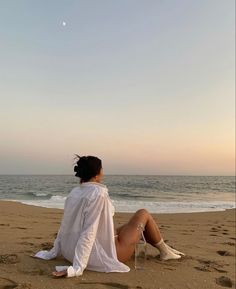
<box><xmin>26</xmin><ymin>192</ymin><xmax>53</xmax><ymax>198</ymax></box>
<box><xmin>111</xmin><ymin>200</ymin><xmax>236</xmax><ymax>213</ymax></box>
<box><xmin>109</xmin><ymin>192</ymin><xmax>160</xmax><ymax>200</ymax></box>
<box><xmin>11</xmin><ymin>196</ymin><xmax>236</xmax><ymax>214</ymax></box>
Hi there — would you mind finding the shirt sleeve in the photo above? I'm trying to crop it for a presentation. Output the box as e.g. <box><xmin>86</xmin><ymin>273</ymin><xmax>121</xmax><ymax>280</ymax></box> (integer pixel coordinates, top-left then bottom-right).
<box><xmin>67</xmin><ymin>192</ymin><xmax>105</xmax><ymax>277</ymax></box>
<box><xmin>34</xmin><ymin>229</ymin><xmax>61</xmax><ymax>260</ymax></box>
<box><xmin>34</xmin><ymin>198</ymin><xmax>71</xmax><ymax>260</ymax></box>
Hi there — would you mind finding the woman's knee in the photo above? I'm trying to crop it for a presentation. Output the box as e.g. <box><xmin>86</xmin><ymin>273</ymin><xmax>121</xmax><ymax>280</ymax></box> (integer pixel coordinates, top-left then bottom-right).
<box><xmin>127</xmin><ymin>209</ymin><xmax>150</xmax><ymax>228</ymax></box>
<box><xmin>135</xmin><ymin>208</ymin><xmax>149</xmax><ymax>217</ymax></box>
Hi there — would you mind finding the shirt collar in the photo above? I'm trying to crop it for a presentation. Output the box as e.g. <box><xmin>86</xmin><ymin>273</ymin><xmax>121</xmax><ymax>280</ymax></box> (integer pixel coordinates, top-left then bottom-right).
<box><xmin>80</xmin><ymin>182</ymin><xmax>107</xmax><ymax>189</ymax></box>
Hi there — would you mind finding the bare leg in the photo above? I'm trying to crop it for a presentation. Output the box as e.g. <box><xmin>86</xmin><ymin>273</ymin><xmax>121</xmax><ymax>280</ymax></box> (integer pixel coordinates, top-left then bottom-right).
<box><xmin>115</xmin><ymin>209</ymin><xmax>162</xmax><ymax>262</ymax></box>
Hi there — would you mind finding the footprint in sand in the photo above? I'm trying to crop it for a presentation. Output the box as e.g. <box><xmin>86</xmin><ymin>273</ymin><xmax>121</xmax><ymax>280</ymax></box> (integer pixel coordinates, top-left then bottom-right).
<box><xmin>0</xmin><ymin>278</ymin><xmax>31</xmax><ymax>289</ymax></box>
<box><xmin>0</xmin><ymin>277</ymin><xmax>17</xmax><ymax>289</ymax></box>
<box><xmin>223</xmin><ymin>242</ymin><xmax>235</xmax><ymax>246</ymax></box>
<box><xmin>211</xmin><ymin>227</ymin><xmax>219</xmax><ymax>232</ymax></box>
<box><xmin>20</xmin><ymin>267</ymin><xmax>46</xmax><ymax>276</ymax></box>
<box><xmin>194</xmin><ymin>259</ymin><xmax>228</xmax><ymax>273</ymax></box>
<box><xmin>40</xmin><ymin>242</ymin><xmax>53</xmax><ymax>250</ymax></box>
<box><xmin>79</xmin><ymin>282</ymin><xmax>130</xmax><ymax>289</ymax></box>
<box><xmin>15</xmin><ymin>284</ymin><xmax>32</xmax><ymax>289</ymax></box>
<box><xmin>163</xmin><ymin>267</ymin><xmax>176</xmax><ymax>271</ymax></box>
<box><xmin>0</xmin><ymin>254</ymin><xmax>19</xmax><ymax>264</ymax></box>
<box><xmin>19</xmin><ymin>241</ymin><xmax>34</xmax><ymax>246</ymax></box>
<box><xmin>217</xmin><ymin>250</ymin><xmax>233</xmax><ymax>257</ymax></box>
<box><xmin>25</xmin><ymin>250</ymin><xmax>34</xmax><ymax>254</ymax></box>
<box><xmin>216</xmin><ymin>276</ymin><xmax>233</xmax><ymax>288</ymax></box>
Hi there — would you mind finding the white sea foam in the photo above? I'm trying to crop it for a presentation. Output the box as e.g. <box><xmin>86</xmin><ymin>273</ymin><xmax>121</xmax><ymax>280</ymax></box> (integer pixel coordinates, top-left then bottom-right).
<box><xmin>33</xmin><ymin>192</ymin><xmax>51</xmax><ymax>197</ymax></box>
<box><xmin>23</xmin><ymin>195</ymin><xmax>67</xmax><ymax>209</ymax></box>
<box><xmin>14</xmin><ymin>195</ymin><xmax>235</xmax><ymax>214</ymax></box>
<box><xmin>111</xmin><ymin>199</ymin><xmax>235</xmax><ymax>213</ymax></box>
<box><xmin>1</xmin><ymin>175</ymin><xmax>235</xmax><ymax>214</ymax></box>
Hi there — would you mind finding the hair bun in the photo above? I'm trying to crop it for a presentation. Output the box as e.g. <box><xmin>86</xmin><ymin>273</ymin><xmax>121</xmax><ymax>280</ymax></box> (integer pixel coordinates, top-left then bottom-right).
<box><xmin>80</xmin><ymin>156</ymin><xmax>88</xmax><ymax>162</ymax></box>
<box><xmin>74</xmin><ymin>165</ymin><xmax>80</xmax><ymax>177</ymax></box>
<box><xmin>74</xmin><ymin>154</ymin><xmax>102</xmax><ymax>182</ymax></box>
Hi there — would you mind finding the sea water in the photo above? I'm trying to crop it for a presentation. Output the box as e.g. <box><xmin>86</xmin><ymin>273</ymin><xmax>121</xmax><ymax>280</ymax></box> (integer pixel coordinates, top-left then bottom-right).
<box><xmin>0</xmin><ymin>175</ymin><xmax>235</xmax><ymax>213</ymax></box>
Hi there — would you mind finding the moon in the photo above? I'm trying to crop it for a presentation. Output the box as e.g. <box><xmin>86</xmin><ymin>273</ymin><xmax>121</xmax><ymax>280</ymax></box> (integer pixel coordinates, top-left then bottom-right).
<box><xmin>62</xmin><ymin>21</ymin><xmax>66</xmax><ymax>26</ymax></box>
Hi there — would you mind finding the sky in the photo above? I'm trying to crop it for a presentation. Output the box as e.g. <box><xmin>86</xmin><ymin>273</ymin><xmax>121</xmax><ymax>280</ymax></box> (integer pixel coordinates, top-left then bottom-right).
<box><xmin>0</xmin><ymin>0</ymin><xmax>235</xmax><ymax>175</ymax></box>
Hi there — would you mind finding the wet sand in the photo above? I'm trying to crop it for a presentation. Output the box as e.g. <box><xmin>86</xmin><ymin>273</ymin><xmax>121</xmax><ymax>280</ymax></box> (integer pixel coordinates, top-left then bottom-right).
<box><xmin>0</xmin><ymin>201</ymin><xmax>235</xmax><ymax>289</ymax></box>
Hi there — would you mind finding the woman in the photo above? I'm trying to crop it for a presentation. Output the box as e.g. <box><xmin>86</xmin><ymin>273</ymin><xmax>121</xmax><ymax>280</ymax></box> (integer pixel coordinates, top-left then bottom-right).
<box><xmin>34</xmin><ymin>155</ymin><xmax>184</xmax><ymax>278</ymax></box>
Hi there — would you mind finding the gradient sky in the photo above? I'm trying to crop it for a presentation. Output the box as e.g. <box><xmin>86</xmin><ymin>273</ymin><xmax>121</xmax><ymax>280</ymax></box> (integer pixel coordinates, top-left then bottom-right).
<box><xmin>0</xmin><ymin>0</ymin><xmax>235</xmax><ymax>175</ymax></box>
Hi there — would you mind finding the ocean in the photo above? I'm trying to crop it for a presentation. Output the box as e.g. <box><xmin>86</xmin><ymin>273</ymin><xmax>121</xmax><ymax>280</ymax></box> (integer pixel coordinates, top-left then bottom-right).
<box><xmin>0</xmin><ymin>175</ymin><xmax>235</xmax><ymax>214</ymax></box>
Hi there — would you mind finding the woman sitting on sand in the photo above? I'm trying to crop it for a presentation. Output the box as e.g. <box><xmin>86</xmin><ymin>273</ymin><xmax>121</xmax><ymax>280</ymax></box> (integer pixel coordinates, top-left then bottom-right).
<box><xmin>34</xmin><ymin>155</ymin><xmax>184</xmax><ymax>278</ymax></box>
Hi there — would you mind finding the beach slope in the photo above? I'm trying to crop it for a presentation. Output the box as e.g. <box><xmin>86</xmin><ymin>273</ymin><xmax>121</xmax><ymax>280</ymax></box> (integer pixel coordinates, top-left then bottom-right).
<box><xmin>0</xmin><ymin>201</ymin><xmax>235</xmax><ymax>289</ymax></box>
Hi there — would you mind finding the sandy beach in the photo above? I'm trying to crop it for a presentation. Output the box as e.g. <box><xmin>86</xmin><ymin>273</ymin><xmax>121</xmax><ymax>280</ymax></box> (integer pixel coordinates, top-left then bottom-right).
<box><xmin>0</xmin><ymin>201</ymin><xmax>235</xmax><ymax>289</ymax></box>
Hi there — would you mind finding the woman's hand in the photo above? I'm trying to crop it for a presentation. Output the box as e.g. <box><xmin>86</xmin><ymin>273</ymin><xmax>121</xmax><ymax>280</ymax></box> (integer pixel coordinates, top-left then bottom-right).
<box><xmin>52</xmin><ymin>270</ymin><xmax>67</xmax><ymax>278</ymax></box>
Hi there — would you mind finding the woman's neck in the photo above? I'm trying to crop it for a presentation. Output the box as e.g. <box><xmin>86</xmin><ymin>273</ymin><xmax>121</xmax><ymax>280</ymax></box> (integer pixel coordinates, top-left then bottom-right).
<box><xmin>80</xmin><ymin>178</ymin><xmax>100</xmax><ymax>184</ymax></box>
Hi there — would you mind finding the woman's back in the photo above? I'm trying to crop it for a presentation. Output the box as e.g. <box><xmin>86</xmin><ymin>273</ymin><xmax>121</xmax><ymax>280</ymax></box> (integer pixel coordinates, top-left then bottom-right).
<box><xmin>59</xmin><ymin>182</ymin><xmax>109</xmax><ymax>263</ymax></box>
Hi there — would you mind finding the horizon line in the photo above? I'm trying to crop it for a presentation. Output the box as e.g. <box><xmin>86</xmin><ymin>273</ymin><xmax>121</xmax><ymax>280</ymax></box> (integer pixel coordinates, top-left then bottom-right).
<box><xmin>0</xmin><ymin>174</ymin><xmax>235</xmax><ymax>177</ymax></box>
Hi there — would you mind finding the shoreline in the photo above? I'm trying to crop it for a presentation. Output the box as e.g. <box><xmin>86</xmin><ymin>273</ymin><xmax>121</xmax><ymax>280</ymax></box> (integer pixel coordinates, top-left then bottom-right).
<box><xmin>1</xmin><ymin>198</ymin><xmax>235</xmax><ymax>215</ymax></box>
<box><xmin>0</xmin><ymin>201</ymin><xmax>235</xmax><ymax>289</ymax></box>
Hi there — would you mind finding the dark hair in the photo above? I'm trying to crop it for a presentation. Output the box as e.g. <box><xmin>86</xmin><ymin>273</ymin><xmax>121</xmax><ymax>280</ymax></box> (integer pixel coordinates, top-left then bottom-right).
<box><xmin>74</xmin><ymin>155</ymin><xmax>102</xmax><ymax>183</ymax></box>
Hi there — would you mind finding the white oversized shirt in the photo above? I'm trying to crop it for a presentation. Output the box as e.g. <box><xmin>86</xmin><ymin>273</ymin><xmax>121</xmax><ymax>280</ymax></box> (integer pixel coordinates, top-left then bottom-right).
<box><xmin>35</xmin><ymin>182</ymin><xmax>130</xmax><ymax>277</ymax></box>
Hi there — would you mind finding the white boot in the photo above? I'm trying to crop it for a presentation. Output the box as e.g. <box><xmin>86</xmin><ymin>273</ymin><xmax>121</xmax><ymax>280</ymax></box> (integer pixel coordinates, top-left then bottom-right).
<box><xmin>155</xmin><ymin>239</ymin><xmax>181</xmax><ymax>261</ymax></box>
<box><xmin>165</xmin><ymin>243</ymin><xmax>185</xmax><ymax>256</ymax></box>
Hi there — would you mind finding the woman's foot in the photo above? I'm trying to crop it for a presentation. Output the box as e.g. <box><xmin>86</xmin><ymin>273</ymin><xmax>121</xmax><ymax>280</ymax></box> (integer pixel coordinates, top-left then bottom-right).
<box><xmin>159</xmin><ymin>250</ymin><xmax>181</xmax><ymax>261</ymax></box>
<box><xmin>155</xmin><ymin>239</ymin><xmax>183</xmax><ymax>261</ymax></box>
<box><xmin>165</xmin><ymin>244</ymin><xmax>185</xmax><ymax>256</ymax></box>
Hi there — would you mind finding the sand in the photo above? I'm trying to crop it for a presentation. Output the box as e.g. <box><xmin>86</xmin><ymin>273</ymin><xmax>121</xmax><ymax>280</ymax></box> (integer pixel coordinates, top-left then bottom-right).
<box><xmin>0</xmin><ymin>200</ymin><xmax>235</xmax><ymax>289</ymax></box>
